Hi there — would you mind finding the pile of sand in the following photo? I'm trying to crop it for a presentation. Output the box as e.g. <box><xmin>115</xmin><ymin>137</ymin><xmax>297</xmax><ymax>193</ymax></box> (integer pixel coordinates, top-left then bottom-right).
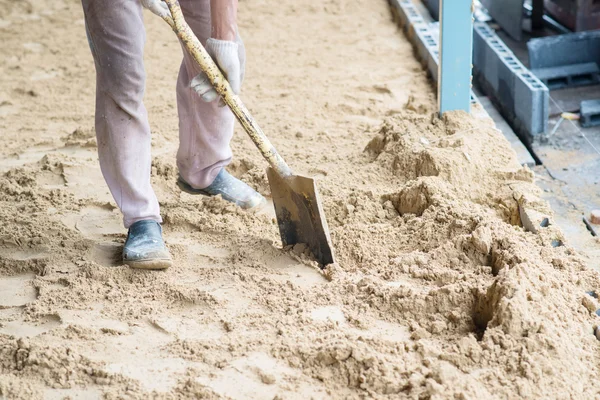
<box><xmin>1</xmin><ymin>0</ymin><xmax>600</xmax><ymax>398</ymax></box>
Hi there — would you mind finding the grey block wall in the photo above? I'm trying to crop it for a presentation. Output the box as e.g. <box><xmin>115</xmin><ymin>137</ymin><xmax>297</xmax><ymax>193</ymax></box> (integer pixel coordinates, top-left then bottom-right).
<box><xmin>413</xmin><ymin>22</ymin><xmax>439</xmax><ymax>82</ymax></box>
<box><xmin>473</xmin><ymin>22</ymin><xmax>549</xmax><ymax>138</ymax></box>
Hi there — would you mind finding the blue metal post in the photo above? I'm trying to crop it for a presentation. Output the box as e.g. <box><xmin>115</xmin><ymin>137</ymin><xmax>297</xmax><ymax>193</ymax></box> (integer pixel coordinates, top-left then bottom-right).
<box><xmin>438</xmin><ymin>0</ymin><xmax>474</xmax><ymax>115</ymax></box>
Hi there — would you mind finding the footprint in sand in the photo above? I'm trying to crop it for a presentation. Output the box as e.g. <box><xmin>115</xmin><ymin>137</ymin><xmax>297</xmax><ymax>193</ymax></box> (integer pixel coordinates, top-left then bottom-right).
<box><xmin>62</xmin><ymin>205</ymin><xmax>124</xmax><ymax>239</ymax></box>
<box><xmin>0</xmin><ymin>144</ymin><xmax>54</xmax><ymax>172</ymax></box>
<box><xmin>60</xmin><ymin>205</ymin><xmax>126</xmax><ymax>265</ymax></box>
<box><xmin>0</xmin><ymin>273</ymin><xmax>62</xmax><ymax>338</ymax></box>
<box><xmin>0</xmin><ymin>99</ymin><xmax>16</xmax><ymax>117</ymax></box>
<box><xmin>0</xmin><ymin>243</ymin><xmax>49</xmax><ymax>262</ymax></box>
<box><xmin>60</xmin><ymin>205</ymin><xmax>125</xmax><ymax>267</ymax></box>
<box><xmin>79</xmin><ymin>323</ymin><xmax>201</xmax><ymax>393</ymax></box>
<box><xmin>0</xmin><ymin>272</ymin><xmax>37</xmax><ymax>307</ymax></box>
<box><xmin>44</xmin><ymin>388</ymin><xmax>102</xmax><ymax>400</ymax></box>
<box><xmin>0</xmin><ymin>309</ymin><xmax>61</xmax><ymax>338</ymax></box>
<box><xmin>258</xmin><ymin>247</ymin><xmax>327</xmax><ymax>289</ymax></box>
<box><xmin>58</xmin><ymin>305</ymin><xmax>129</xmax><ymax>334</ymax></box>
<box><xmin>91</xmin><ymin>242</ymin><xmax>123</xmax><ymax>267</ymax></box>
<box><xmin>22</xmin><ymin>42</ymin><xmax>44</xmax><ymax>53</ymax></box>
<box><xmin>30</xmin><ymin>70</ymin><xmax>59</xmax><ymax>81</ymax></box>
<box><xmin>36</xmin><ymin>168</ymin><xmax>67</xmax><ymax>189</ymax></box>
<box><xmin>149</xmin><ymin>316</ymin><xmax>225</xmax><ymax>341</ymax></box>
<box><xmin>196</xmin><ymin>352</ymin><xmax>327</xmax><ymax>398</ymax></box>
<box><xmin>310</xmin><ymin>306</ymin><xmax>346</xmax><ymax>324</ymax></box>
<box><xmin>167</xmin><ymin>232</ymin><xmax>232</xmax><ymax>265</ymax></box>
<box><xmin>61</xmin><ymin>164</ymin><xmax>113</xmax><ymax>203</ymax></box>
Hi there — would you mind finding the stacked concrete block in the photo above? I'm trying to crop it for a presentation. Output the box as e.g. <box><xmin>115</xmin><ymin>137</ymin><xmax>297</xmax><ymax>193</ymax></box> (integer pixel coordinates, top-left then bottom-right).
<box><xmin>580</xmin><ymin>100</ymin><xmax>600</xmax><ymax>128</ymax></box>
<box><xmin>528</xmin><ymin>31</ymin><xmax>600</xmax><ymax>67</ymax></box>
<box><xmin>412</xmin><ymin>23</ymin><xmax>431</xmax><ymax>67</ymax></box>
<box><xmin>528</xmin><ymin>30</ymin><xmax>600</xmax><ymax>90</ymax></box>
<box><xmin>389</xmin><ymin>0</ymin><xmax>425</xmax><ymax>37</ymax></box>
<box><xmin>473</xmin><ymin>22</ymin><xmax>549</xmax><ymax>137</ymax></box>
<box><xmin>413</xmin><ymin>22</ymin><xmax>439</xmax><ymax>82</ymax></box>
<box><xmin>401</xmin><ymin>0</ymin><xmax>425</xmax><ymax>27</ymax></box>
<box><xmin>514</xmin><ymin>72</ymin><xmax>549</xmax><ymax>136</ymax></box>
<box><xmin>532</xmin><ymin>63</ymin><xmax>600</xmax><ymax>90</ymax></box>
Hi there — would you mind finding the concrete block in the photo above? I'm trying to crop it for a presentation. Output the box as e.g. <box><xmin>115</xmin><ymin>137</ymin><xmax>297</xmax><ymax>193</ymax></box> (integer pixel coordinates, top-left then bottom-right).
<box><xmin>472</xmin><ymin>21</ymin><xmax>549</xmax><ymax>137</ymax></box>
<box><xmin>470</xmin><ymin>91</ymin><xmax>478</xmax><ymax>105</ymax></box>
<box><xmin>472</xmin><ymin>24</ymin><xmax>489</xmax><ymax>79</ymax></box>
<box><xmin>412</xmin><ymin>23</ymin><xmax>431</xmax><ymax>65</ymax></box>
<box><xmin>481</xmin><ymin>0</ymin><xmax>524</xmax><ymax>41</ymax></box>
<box><xmin>528</xmin><ymin>30</ymin><xmax>600</xmax><ymax>70</ymax></box>
<box><xmin>514</xmin><ymin>71</ymin><xmax>549</xmax><ymax>135</ymax></box>
<box><xmin>580</xmin><ymin>99</ymin><xmax>600</xmax><ymax>128</ymax></box>
<box><xmin>411</xmin><ymin>22</ymin><xmax>439</xmax><ymax>81</ymax></box>
<box><xmin>475</xmin><ymin>23</ymin><xmax>513</xmax><ymax>94</ymax></box>
<box><xmin>531</xmin><ymin>62</ymin><xmax>600</xmax><ymax>90</ymax></box>
<box><xmin>519</xmin><ymin>204</ymin><xmax>546</xmax><ymax>234</ymax></box>
<box><xmin>389</xmin><ymin>0</ymin><xmax>423</xmax><ymax>31</ymax></box>
<box><xmin>427</xmin><ymin>47</ymin><xmax>439</xmax><ymax>82</ymax></box>
<box><xmin>474</xmin><ymin>24</ymin><xmax>519</xmax><ymax>110</ymax></box>
<box><xmin>403</xmin><ymin>1</ymin><xmax>424</xmax><ymax>25</ymax></box>
<box><xmin>429</xmin><ymin>21</ymin><xmax>439</xmax><ymax>38</ymax></box>
<box><xmin>518</xmin><ymin>203</ymin><xmax>564</xmax><ymax>247</ymax></box>
<box><xmin>477</xmin><ymin>96</ymin><xmax>536</xmax><ymax>167</ymax></box>
<box><xmin>495</xmin><ymin>54</ymin><xmax>519</xmax><ymax>115</ymax></box>
<box><xmin>391</xmin><ymin>0</ymin><xmax>441</xmax><ymax>83</ymax></box>
<box><xmin>403</xmin><ymin>0</ymin><xmax>425</xmax><ymax>34</ymax></box>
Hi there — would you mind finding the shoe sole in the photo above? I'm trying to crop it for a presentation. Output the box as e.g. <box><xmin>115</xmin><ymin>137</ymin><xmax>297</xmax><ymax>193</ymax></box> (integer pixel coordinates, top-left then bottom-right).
<box><xmin>125</xmin><ymin>258</ymin><xmax>173</xmax><ymax>270</ymax></box>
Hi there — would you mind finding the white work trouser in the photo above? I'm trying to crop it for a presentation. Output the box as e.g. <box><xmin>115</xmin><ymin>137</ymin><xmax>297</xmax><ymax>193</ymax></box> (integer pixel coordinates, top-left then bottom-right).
<box><xmin>82</xmin><ymin>0</ymin><xmax>234</xmax><ymax>227</ymax></box>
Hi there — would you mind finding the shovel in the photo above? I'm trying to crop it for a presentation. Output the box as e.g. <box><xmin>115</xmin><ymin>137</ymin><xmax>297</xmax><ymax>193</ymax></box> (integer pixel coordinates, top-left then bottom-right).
<box><xmin>161</xmin><ymin>0</ymin><xmax>336</xmax><ymax>266</ymax></box>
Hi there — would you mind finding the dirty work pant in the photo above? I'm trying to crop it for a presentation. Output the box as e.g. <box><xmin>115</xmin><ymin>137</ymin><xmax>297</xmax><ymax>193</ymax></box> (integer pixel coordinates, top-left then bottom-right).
<box><xmin>81</xmin><ymin>0</ymin><xmax>234</xmax><ymax>228</ymax></box>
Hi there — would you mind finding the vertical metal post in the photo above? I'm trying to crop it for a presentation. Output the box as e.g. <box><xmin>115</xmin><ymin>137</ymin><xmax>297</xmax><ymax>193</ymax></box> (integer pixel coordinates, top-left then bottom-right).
<box><xmin>531</xmin><ymin>0</ymin><xmax>544</xmax><ymax>30</ymax></box>
<box><xmin>438</xmin><ymin>0</ymin><xmax>474</xmax><ymax>115</ymax></box>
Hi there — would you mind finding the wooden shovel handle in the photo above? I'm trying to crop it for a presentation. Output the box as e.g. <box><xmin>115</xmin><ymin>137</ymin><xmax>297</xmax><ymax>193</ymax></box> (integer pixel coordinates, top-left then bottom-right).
<box><xmin>162</xmin><ymin>0</ymin><xmax>292</xmax><ymax>178</ymax></box>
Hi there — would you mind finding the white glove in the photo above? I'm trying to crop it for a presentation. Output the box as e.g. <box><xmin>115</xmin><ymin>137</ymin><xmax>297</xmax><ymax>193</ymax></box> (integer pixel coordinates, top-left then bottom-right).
<box><xmin>140</xmin><ymin>0</ymin><xmax>171</xmax><ymax>19</ymax></box>
<box><xmin>190</xmin><ymin>36</ymin><xmax>246</xmax><ymax>104</ymax></box>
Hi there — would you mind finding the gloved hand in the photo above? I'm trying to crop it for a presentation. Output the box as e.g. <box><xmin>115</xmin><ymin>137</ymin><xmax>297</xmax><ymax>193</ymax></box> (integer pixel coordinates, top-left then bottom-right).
<box><xmin>190</xmin><ymin>35</ymin><xmax>246</xmax><ymax>104</ymax></box>
<box><xmin>140</xmin><ymin>0</ymin><xmax>171</xmax><ymax>19</ymax></box>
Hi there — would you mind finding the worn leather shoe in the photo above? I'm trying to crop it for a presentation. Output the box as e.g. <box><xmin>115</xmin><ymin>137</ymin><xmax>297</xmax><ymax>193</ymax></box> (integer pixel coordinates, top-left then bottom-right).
<box><xmin>177</xmin><ymin>169</ymin><xmax>266</xmax><ymax>210</ymax></box>
<box><xmin>123</xmin><ymin>220</ymin><xmax>172</xmax><ymax>270</ymax></box>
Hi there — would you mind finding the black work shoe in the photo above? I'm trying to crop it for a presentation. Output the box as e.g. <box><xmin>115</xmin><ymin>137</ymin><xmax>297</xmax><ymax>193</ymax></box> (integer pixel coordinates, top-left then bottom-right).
<box><xmin>177</xmin><ymin>169</ymin><xmax>267</xmax><ymax>210</ymax></box>
<box><xmin>123</xmin><ymin>220</ymin><xmax>172</xmax><ymax>270</ymax></box>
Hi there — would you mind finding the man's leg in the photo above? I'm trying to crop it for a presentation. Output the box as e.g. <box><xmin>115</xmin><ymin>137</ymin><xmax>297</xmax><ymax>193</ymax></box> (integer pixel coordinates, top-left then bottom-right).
<box><xmin>82</xmin><ymin>0</ymin><xmax>171</xmax><ymax>269</ymax></box>
<box><xmin>176</xmin><ymin>0</ymin><xmax>234</xmax><ymax>189</ymax></box>
<box><xmin>175</xmin><ymin>0</ymin><xmax>266</xmax><ymax>209</ymax></box>
<box><xmin>82</xmin><ymin>0</ymin><xmax>161</xmax><ymax>228</ymax></box>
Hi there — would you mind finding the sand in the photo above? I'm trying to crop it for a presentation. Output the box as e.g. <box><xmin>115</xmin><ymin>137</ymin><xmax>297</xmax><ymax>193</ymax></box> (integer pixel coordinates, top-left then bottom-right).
<box><xmin>1</xmin><ymin>0</ymin><xmax>600</xmax><ymax>398</ymax></box>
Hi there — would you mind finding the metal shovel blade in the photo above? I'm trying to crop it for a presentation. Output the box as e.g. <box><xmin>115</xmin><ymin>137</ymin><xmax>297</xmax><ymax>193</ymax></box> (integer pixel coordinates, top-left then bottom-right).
<box><xmin>266</xmin><ymin>167</ymin><xmax>335</xmax><ymax>267</ymax></box>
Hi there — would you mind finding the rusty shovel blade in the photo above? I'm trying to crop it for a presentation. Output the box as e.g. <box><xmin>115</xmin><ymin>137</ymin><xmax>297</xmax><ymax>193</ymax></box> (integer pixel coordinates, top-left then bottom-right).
<box><xmin>266</xmin><ymin>168</ymin><xmax>336</xmax><ymax>267</ymax></box>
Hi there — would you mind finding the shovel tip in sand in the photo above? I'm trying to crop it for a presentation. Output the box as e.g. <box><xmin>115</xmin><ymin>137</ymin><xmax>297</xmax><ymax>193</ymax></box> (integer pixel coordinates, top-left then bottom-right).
<box><xmin>266</xmin><ymin>167</ymin><xmax>336</xmax><ymax>267</ymax></box>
